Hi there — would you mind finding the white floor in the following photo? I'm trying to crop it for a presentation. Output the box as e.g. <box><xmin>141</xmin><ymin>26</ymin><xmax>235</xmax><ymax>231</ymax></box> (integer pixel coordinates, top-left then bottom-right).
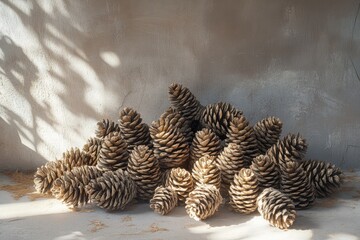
<box><xmin>0</xmin><ymin>171</ymin><xmax>359</xmax><ymax>240</ymax></box>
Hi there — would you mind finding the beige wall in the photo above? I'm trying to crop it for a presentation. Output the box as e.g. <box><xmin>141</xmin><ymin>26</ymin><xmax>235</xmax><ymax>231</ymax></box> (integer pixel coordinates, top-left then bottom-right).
<box><xmin>1</xmin><ymin>0</ymin><xmax>360</xmax><ymax>170</ymax></box>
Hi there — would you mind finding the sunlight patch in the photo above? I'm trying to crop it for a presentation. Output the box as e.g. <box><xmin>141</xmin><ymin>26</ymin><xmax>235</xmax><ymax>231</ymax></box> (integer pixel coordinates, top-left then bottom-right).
<box><xmin>0</xmin><ymin>199</ymin><xmax>71</xmax><ymax>219</ymax></box>
<box><xmin>100</xmin><ymin>51</ymin><xmax>121</xmax><ymax>67</ymax></box>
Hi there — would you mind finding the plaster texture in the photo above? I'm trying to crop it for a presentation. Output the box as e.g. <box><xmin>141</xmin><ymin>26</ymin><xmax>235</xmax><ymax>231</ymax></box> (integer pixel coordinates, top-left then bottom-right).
<box><xmin>0</xmin><ymin>0</ymin><xmax>360</xmax><ymax>170</ymax></box>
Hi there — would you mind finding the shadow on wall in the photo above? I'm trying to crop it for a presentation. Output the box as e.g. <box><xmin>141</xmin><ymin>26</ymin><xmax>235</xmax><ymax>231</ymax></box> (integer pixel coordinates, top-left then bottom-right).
<box><xmin>0</xmin><ymin>1</ymin><xmax>119</xmax><ymax>170</ymax></box>
<box><xmin>0</xmin><ymin>0</ymin><xmax>211</xmax><ymax>169</ymax></box>
<box><xmin>0</xmin><ymin>117</ymin><xmax>47</xmax><ymax>169</ymax></box>
<box><xmin>0</xmin><ymin>35</ymin><xmax>48</xmax><ymax>169</ymax></box>
<box><xmin>1</xmin><ymin>0</ymin><xmax>360</xmax><ymax>171</ymax></box>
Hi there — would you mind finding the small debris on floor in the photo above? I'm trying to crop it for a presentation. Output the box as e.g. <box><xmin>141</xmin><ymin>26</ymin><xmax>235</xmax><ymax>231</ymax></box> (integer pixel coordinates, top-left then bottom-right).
<box><xmin>89</xmin><ymin>220</ymin><xmax>107</xmax><ymax>232</ymax></box>
<box><xmin>0</xmin><ymin>170</ymin><xmax>50</xmax><ymax>200</ymax></box>
<box><xmin>121</xmin><ymin>215</ymin><xmax>132</xmax><ymax>222</ymax></box>
<box><xmin>148</xmin><ymin>223</ymin><xmax>168</xmax><ymax>233</ymax></box>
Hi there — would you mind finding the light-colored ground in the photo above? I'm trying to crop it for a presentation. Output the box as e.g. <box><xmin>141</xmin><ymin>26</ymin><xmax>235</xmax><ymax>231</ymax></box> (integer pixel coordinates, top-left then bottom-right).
<box><xmin>0</xmin><ymin>171</ymin><xmax>359</xmax><ymax>240</ymax></box>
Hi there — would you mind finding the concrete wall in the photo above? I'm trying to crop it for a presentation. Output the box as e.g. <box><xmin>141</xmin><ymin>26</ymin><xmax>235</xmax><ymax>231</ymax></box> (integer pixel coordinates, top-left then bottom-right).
<box><xmin>1</xmin><ymin>0</ymin><xmax>359</xmax><ymax>170</ymax></box>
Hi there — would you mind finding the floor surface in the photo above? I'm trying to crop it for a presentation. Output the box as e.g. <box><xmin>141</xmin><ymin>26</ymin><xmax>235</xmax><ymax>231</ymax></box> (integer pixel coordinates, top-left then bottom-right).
<box><xmin>0</xmin><ymin>171</ymin><xmax>359</xmax><ymax>240</ymax></box>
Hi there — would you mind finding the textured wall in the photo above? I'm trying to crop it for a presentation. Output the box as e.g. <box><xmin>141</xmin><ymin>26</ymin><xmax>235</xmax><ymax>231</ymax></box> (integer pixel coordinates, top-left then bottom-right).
<box><xmin>0</xmin><ymin>0</ymin><xmax>359</xmax><ymax>170</ymax></box>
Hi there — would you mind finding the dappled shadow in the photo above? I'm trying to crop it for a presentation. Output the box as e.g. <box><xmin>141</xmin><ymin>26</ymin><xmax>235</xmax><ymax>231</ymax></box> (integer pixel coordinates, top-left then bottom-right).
<box><xmin>1</xmin><ymin>0</ymin><xmax>360</xmax><ymax>171</ymax></box>
<box><xmin>0</xmin><ymin>117</ymin><xmax>46</xmax><ymax>169</ymax></box>
<box><xmin>205</xmin><ymin>205</ymin><xmax>255</xmax><ymax>227</ymax></box>
<box><xmin>1</xmin><ymin>2</ymin><xmax>359</xmax><ymax>240</ymax></box>
<box><xmin>0</xmin><ymin>1</ymin><xmax>126</xmax><ymax>169</ymax></box>
<box><xmin>0</xmin><ymin>36</ymin><xmax>42</xmax><ymax>150</ymax></box>
<box><xmin>0</xmin><ymin>34</ymin><xmax>49</xmax><ymax>169</ymax></box>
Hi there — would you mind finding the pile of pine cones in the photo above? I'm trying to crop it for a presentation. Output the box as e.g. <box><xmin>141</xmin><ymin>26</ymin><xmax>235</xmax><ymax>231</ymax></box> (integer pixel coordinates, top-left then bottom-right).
<box><xmin>34</xmin><ymin>83</ymin><xmax>343</xmax><ymax>230</ymax></box>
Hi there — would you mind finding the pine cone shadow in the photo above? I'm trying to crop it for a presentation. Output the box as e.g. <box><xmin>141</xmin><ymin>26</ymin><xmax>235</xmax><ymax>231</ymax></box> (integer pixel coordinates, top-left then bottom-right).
<box><xmin>291</xmin><ymin>213</ymin><xmax>319</xmax><ymax>230</ymax></box>
<box><xmin>204</xmin><ymin>205</ymin><xmax>257</xmax><ymax>227</ymax></box>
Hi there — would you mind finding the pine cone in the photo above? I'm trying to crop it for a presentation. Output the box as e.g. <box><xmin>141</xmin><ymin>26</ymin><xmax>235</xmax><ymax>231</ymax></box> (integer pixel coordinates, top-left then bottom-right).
<box><xmin>267</xmin><ymin>133</ymin><xmax>307</xmax><ymax>166</ymax></box>
<box><xmin>95</xmin><ymin>119</ymin><xmax>120</xmax><ymax>138</ymax></box>
<box><xmin>185</xmin><ymin>184</ymin><xmax>222</xmax><ymax>221</ymax></box>
<box><xmin>250</xmin><ymin>154</ymin><xmax>279</xmax><ymax>189</ymax></box>
<box><xmin>86</xmin><ymin>169</ymin><xmax>137</xmax><ymax>210</ymax></box>
<box><xmin>300</xmin><ymin>159</ymin><xmax>343</xmax><ymax>198</ymax></box>
<box><xmin>168</xmin><ymin>83</ymin><xmax>204</xmax><ymax>122</ymax></box>
<box><xmin>229</xmin><ymin>168</ymin><xmax>260</xmax><ymax>214</ymax></box>
<box><xmin>253</xmin><ymin>117</ymin><xmax>283</xmax><ymax>154</ymax></box>
<box><xmin>127</xmin><ymin>145</ymin><xmax>161</xmax><ymax>200</ymax></box>
<box><xmin>160</xmin><ymin>107</ymin><xmax>194</xmax><ymax>143</ymax></box>
<box><xmin>257</xmin><ymin>187</ymin><xmax>296</xmax><ymax>230</ymax></box>
<box><xmin>165</xmin><ymin>167</ymin><xmax>194</xmax><ymax>203</ymax></box>
<box><xmin>160</xmin><ymin>169</ymin><xmax>172</xmax><ymax>186</ymax></box>
<box><xmin>192</xmin><ymin>155</ymin><xmax>221</xmax><ymax>189</ymax></box>
<box><xmin>51</xmin><ymin>166</ymin><xmax>103</xmax><ymax>208</ymax></box>
<box><xmin>34</xmin><ymin>160</ymin><xmax>71</xmax><ymax>194</ymax></box>
<box><xmin>150</xmin><ymin>118</ymin><xmax>189</xmax><ymax>170</ymax></box>
<box><xmin>34</xmin><ymin>148</ymin><xmax>92</xmax><ymax>194</ymax></box>
<box><xmin>189</xmin><ymin>128</ymin><xmax>222</xmax><ymax>169</ymax></box>
<box><xmin>216</xmin><ymin>143</ymin><xmax>246</xmax><ymax>188</ymax></box>
<box><xmin>97</xmin><ymin>132</ymin><xmax>129</xmax><ymax>171</ymax></box>
<box><xmin>201</xmin><ymin>102</ymin><xmax>243</xmax><ymax>139</ymax></box>
<box><xmin>82</xmin><ymin>137</ymin><xmax>102</xmax><ymax>166</ymax></box>
<box><xmin>280</xmin><ymin>161</ymin><xmax>315</xmax><ymax>209</ymax></box>
<box><xmin>119</xmin><ymin>107</ymin><xmax>152</xmax><ymax>152</ymax></box>
<box><xmin>150</xmin><ymin>186</ymin><xmax>178</xmax><ymax>215</ymax></box>
<box><xmin>63</xmin><ymin>147</ymin><xmax>93</xmax><ymax>167</ymax></box>
<box><xmin>226</xmin><ymin>116</ymin><xmax>259</xmax><ymax>165</ymax></box>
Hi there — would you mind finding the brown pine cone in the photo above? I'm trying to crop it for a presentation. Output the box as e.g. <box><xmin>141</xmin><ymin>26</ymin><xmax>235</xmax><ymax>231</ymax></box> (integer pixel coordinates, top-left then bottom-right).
<box><xmin>82</xmin><ymin>137</ymin><xmax>102</xmax><ymax>166</ymax></box>
<box><xmin>34</xmin><ymin>147</ymin><xmax>92</xmax><ymax>194</ymax></box>
<box><xmin>63</xmin><ymin>147</ymin><xmax>93</xmax><ymax>167</ymax></box>
<box><xmin>226</xmin><ymin>116</ymin><xmax>259</xmax><ymax>165</ymax></box>
<box><xmin>201</xmin><ymin>102</ymin><xmax>243</xmax><ymax>139</ymax></box>
<box><xmin>97</xmin><ymin>132</ymin><xmax>129</xmax><ymax>171</ymax></box>
<box><xmin>86</xmin><ymin>169</ymin><xmax>137</xmax><ymax>211</ymax></box>
<box><xmin>34</xmin><ymin>159</ymin><xmax>71</xmax><ymax>194</ymax></box>
<box><xmin>253</xmin><ymin>117</ymin><xmax>283</xmax><ymax>154</ymax></box>
<box><xmin>250</xmin><ymin>154</ymin><xmax>279</xmax><ymax>189</ymax></box>
<box><xmin>160</xmin><ymin>169</ymin><xmax>172</xmax><ymax>186</ymax></box>
<box><xmin>257</xmin><ymin>187</ymin><xmax>296</xmax><ymax>230</ymax></box>
<box><xmin>150</xmin><ymin>186</ymin><xmax>178</xmax><ymax>215</ymax></box>
<box><xmin>229</xmin><ymin>168</ymin><xmax>260</xmax><ymax>214</ymax></box>
<box><xmin>150</xmin><ymin>118</ymin><xmax>189</xmax><ymax>170</ymax></box>
<box><xmin>165</xmin><ymin>167</ymin><xmax>194</xmax><ymax>203</ymax></box>
<box><xmin>127</xmin><ymin>145</ymin><xmax>161</xmax><ymax>200</ymax></box>
<box><xmin>95</xmin><ymin>119</ymin><xmax>120</xmax><ymax>138</ymax></box>
<box><xmin>160</xmin><ymin>107</ymin><xmax>194</xmax><ymax>143</ymax></box>
<box><xmin>216</xmin><ymin>143</ymin><xmax>246</xmax><ymax>188</ymax></box>
<box><xmin>51</xmin><ymin>166</ymin><xmax>103</xmax><ymax>208</ymax></box>
<box><xmin>168</xmin><ymin>83</ymin><xmax>204</xmax><ymax>122</ymax></box>
<box><xmin>300</xmin><ymin>159</ymin><xmax>343</xmax><ymax>198</ymax></box>
<box><xmin>189</xmin><ymin>128</ymin><xmax>222</xmax><ymax>169</ymax></box>
<box><xmin>119</xmin><ymin>107</ymin><xmax>152</xmax><ymax>152</ymax></box>
<box><xmin>280</xmin><ymin>161</ymin><xmax>315</xmax><ymax>209</ymax></box>
<box><xmin>267</xmin><ymin>133</ymin><xmax>307</xmax><ymax>166</ymax></box>
<box><xmin>192</xmin><ymin>155</ymin><xmax>221</xmax><ymax>189</ymax></box>
<box><xmin>185</xmin><ymin>184</ymin><xmax>223</xmax><ymax>221</ymax></box>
